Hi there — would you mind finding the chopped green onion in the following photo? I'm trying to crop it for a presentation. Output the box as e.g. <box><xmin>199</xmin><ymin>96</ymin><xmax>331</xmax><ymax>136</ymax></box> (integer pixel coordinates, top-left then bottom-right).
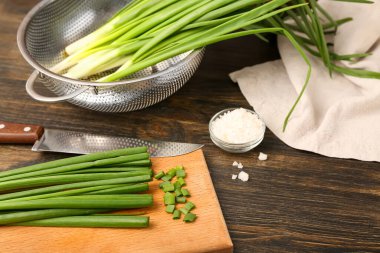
<box><xmin>181</xmin><ymin>188</ymin><xmax>190</xmax><ymax>197</ymax></box>
<box><xmin>183</xmin><ymin>213</ymin><xmax>197</xmax><ymax>222</ymax></box>
<box><xmin>179</xmin><ymin>207</ymin><xmax>189</xmax><ymax>215</ymax></box>
<box><xmin>165</xmin><ymin>205</ymin><xmax>176</xmax><ymax>213</ymax></box>
<box><xmin>177</xmin><ymin>178</ymin><xmax>186</xmax><ymax>187</ymax></box>
<box><xmin>176</xmin><ymin>169</ymin><xmax>186</xmax><ymax>178</ymax></box>
<box><xmin>161</xmin><ymin>175</ymin><xmax>173</xmax><ymax>182</ymax></box>
<box><xmin>173</xmin><ymin>210</ymin><xmax>181</xmax><ymax>219</ymax></box>
<box><xmin>154</xmin><ymin>171</ymin><xmax>165</xmax><ymax>179</ymax></box>
<box><xmin>167</xmin><ymin>168</ymin><xmax>177</xmax><ymax>177</ymax></box>
<box><xmin>159</xmin><ymin>181</ymin><xmax>171</xmax><ymax>189</ymax></box>
<box><xmin>173</xmin><ymin>181</ymin><xmax>182</xmax><ymax>190</ymax></box>
<box><xmin>184</xmin><ymin>201</ymin><xmax>195</xmax><ymax>211</ymax></box>
<box><xmin>163</xmin><ymin>184</ymin><xmax>175</xmax><ymax>192</ymax></box>
<box><xmin>164</xmin><ymin>192</ymin><xmax>175</xmax><ymax>205</ymax></box>
<box><xmin>175</xmin><ymin>197</ymin><xmax>186</xmax><ymax>203</ymax></box>
<box><xmin>174</xmin><ymin>189</ymin><xmax>183</xmax><ymax>197</ymax></box>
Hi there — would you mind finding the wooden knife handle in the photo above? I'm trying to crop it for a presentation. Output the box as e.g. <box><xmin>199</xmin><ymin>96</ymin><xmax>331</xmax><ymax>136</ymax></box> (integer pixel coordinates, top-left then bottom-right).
<box><xmin>0</xmin><ymin>121</ymin><xmax>44</xmax><ymax>144</ymax></box>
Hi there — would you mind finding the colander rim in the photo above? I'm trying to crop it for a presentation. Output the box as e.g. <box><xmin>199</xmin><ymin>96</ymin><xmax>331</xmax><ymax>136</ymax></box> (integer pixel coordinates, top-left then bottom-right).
<box><xmin>16</xmin><ymin>0</ymin><xmax>204</xmax><ymax>87</ymax></box>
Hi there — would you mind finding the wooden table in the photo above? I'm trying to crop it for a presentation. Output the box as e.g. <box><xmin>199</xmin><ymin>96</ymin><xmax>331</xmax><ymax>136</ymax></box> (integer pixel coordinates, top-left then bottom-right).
<box><xmin>1</xmin><ymin>1</ymin><xmax>379</xmax><ymax>252</ymax></box>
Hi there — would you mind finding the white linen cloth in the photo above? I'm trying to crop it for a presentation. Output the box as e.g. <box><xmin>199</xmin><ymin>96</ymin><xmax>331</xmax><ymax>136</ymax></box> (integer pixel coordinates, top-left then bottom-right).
<box><xmin>230</xmin><ymin>1</ymin><xmax>380</xmax><ymax>162</ymax></box>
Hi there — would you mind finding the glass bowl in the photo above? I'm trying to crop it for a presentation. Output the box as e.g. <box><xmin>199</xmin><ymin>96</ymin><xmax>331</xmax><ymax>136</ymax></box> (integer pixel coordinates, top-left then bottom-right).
<box><xmin>209</xmin><ymin>108</ymin><xmax>266</xmax><ymax>153</ymax></box>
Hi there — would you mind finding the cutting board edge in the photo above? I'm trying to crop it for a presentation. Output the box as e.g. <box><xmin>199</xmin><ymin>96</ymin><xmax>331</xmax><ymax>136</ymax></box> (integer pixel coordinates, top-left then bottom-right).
<box><xmin>198</xmin><ymin>150</ymin><xmax>234</xmax><ymax>252</ymax></box>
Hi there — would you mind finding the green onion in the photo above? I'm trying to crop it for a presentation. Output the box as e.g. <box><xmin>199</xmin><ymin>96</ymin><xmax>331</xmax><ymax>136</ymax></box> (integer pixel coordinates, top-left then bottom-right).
<box><xmin>173</xmin><ymin>181</ymin><xmax>182</xmax><ymax>190</ymax></box>
<box><xmin>154</xmin><ymin>171</ymin><xmax>165</xmax><ymax>179</ymax></box>
<box><xmin>175</xmin><ymin>197</ymin><xmax>186</xmax><ymax>203</ymax></box>
<box><xmin>164</xmin><ymin>192</ymin><xmax>175</xmax><ymax>205</ymax></box>
<box><xmin>161</xmin><ymin>175</ymin><xmax>173</xmax><ymax>182</ymax></box>
<box><xmin>179</xmin><ymin>207</ymin><xmax>189</xmax><ymax>215</ymax></box>
<box><xmin>159</xmin><ymin>181</ymin><xmax>171</xmax><ymax>189</ymax></box>
<box><xmin>60</xmin><ymin>167</ymin><xmax>151</xmax><ymax>175</ymax></box>
<box><xmin>174</xmin><ymin>189</ymin><xmax>183</xmax><ymax>197</ymax></box>
<box><xmin>173</xmin><ymin>210</ymin><xmax>181</xmax><ymax>219</ymax></box>
<box><xmin>105</xmin><ymin>159</ymin><xmax>152</xmax><ymax>167</ymax></box>
<box><xmin>0</xmin><ymin>146</ymin><xmax>153</xmax><ymax>228</ymax></box>
<box><xmin>47</xmin><ymin>0</ymin><xmax>379</xmax><ymax>133</ymax></box>
<box><xmin>91</xmin><ymin>211</ymin><xmax>147</xmax><ymax>216</ymax></box>
<box><xmin>0</xmin><ymin>209</ymin><xmax>108</xmax><ymax>225</ymax></box>
<box><xmin>177</xmin><ymin>177</ymin><xmax>186</xmax><ymax>186</ymax></box>
<box><xmin>0</xmin><ymin>175</ymin><xmax>152</xmax><ymax>201</ymax></box>
<box><xmin>163</xmin><ymin>184</ymin><xmax>175</xmax><ymax>192</ymax></box>
<box><xmin>165</xmin><ymin>205</ymin><xmax>175</xmax><ymax>213</ymax></box>
<box><xmin>183</xmin><ymin>213</ymin><xmax>197</xmax><ymax>222</ymax></box>
<box><xmin>3</xmin><ymin>185</ymin><xmax>120</xmax><ymax>202</ymax></box>
<box><xmin>0</xmin><ymin>147</ymin><xmax>147</xmax><ymax>180</ymax></box>
<box><xmin>0</xmin><ymin>195</ymin><xmax>153</xmax><ymax>211</ymax></box>
<box><xmin>12</xmin><ymin>215</ymin><xmax>150</xmax><ymax>228</ymax></box>
<box><xmin>176</xmin><ymin>169</ymin><xmax>186</xmax><ymax>178</ymax></box>
<box><xmin>98</xmin><ymin>1</ymin><xmax>299</xmax><ymax>82</ymax></box>
<box><xmin>184</xmin><ymin>201</ymin><xmax>195</xmax><ymax>211</ymax></box>
<box><xmin>113</xmin><ymin>0</ymin><xmax>204</xmax><ymax>45</ymax></box>
<box><xmin>0</xmin><ymin>171</ymin><xmax>152</xmax><ymax>193</ymax></box>
<box><xmin>0</xmin><ymin>152</ymin><xmax>150</xmax><ymax>183</ymax></box>
<box><xmin>166</xmin><ymin>168</ymin><xmax>177</xmax><ymax>178</ymax></box>
<box><xmin>181</xmin><ymin>188</ymin><xmax>190</xmax><ymax>197</ymax></box>
<box><xmin>84</xmin><ymin>183</ymin><xmax>149</xmax><ymax>195</ymax></box>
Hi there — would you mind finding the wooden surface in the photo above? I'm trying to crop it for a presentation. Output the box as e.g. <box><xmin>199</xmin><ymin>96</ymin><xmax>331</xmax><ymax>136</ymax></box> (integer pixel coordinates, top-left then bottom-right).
<box><xmin>0</xmin><ymin>1</ymin><xmax>380</xmax><ymax>252</ymax></box>
<box><xmin>0</xmin><ymin>150</ymin><xmax>233</xmax><ymax>253</ymax></box>
<box><xmin>0</xmin><ymin>121</ymin><xmax>44</xmax><ymax>144</ymax></box>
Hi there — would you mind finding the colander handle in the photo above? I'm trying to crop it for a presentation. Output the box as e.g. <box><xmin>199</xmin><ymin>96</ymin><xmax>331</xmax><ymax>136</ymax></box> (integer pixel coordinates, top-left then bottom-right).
<box><xmin>26</xmin><ymin>71</ymin><xmax>90</xmax><ymax>102</ymax></box>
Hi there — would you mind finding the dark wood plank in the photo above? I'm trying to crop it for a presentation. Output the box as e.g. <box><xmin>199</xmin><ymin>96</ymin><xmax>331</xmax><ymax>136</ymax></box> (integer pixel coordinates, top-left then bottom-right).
<box><xmin>0</xmin><ymin>1</ymin><xmax>379</xmax><ymax>252</ymax></box>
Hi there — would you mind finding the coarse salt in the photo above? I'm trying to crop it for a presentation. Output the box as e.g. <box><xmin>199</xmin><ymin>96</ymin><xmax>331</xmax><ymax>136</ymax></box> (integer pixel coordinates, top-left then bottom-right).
<box><xmin>237</xmin><ymin>162</ymin><xmax>243</xmax><ymax>169</ymax></box>
<box><xmin>232</xmin><ymin>174</ymin><xmax>238</xmax><ymax>180</ymax></box>
<box><xmin>258</xmin><ymin>152</ymin><xmax>268</xmax><ymax>161</ymax></box>
<box><xmin>211</xmin><ymin>108</ymin><xmax>264</xmax><ymax>144</ymax></box>
<box><xmin>238</xmin><ymin>171</ymin><xmax>249</xmax><ymax>182</ymax></box>
<box><xmin>232</xmin><ymin>161</ymin><xmax>239</xmax><ymax>167</ymax></box>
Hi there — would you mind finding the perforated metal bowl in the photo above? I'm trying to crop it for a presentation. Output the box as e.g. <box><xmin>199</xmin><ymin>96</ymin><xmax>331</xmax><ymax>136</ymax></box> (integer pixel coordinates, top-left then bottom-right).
<box><xmin>17</xmin><ymin>0</ymin><xmax>204</xmax><ymax>112</ymax></box>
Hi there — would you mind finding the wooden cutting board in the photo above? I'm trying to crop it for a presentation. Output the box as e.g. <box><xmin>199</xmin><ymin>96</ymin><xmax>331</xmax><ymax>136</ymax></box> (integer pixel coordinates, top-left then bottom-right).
<box><xmin>0</xmin><ymin>149</ymin><xmax>233</xmax><ymax>253</ymax></box>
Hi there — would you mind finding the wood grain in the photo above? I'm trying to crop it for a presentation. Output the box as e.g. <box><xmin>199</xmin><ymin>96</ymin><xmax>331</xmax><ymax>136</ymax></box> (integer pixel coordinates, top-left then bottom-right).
<box><xmin>0</xmin><ymin>150</ymin><xmax>233</xmax><ymax>253</ymax></box>
<box><xmin>0</xmin><ymin>121</ymin><xmax>44</xmax><ymax>144</ymax></box>
<box><xmin>0</xmin><ymin>0</ymin><xmax>379</xmax><ymax>252</ymax></box>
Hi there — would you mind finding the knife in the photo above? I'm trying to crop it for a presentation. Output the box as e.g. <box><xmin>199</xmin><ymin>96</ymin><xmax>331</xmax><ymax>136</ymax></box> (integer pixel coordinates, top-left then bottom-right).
<box><xmin>0</xmin><ymin>121</ymin><xmax>203</xmax><ymax>157</ymax></box>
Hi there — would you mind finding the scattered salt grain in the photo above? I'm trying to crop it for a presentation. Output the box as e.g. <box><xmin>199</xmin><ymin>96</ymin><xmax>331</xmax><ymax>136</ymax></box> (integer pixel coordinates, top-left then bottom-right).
<box><xmin>232</xmin><ymin>161</ymin><xmax>239</xmax><ymax>167</ymax></box>
<box><xmin>258</xmin><ymin>152</ymin><xmax>268</xmax><ymax>161</ymax></box>
<box><xmin>232</xmin><ymin>174</ymin><xmax>238</xmax><ymax>180</ymax></box>
<box><xmin>237</xmin><ymin>163</ymin><xmax>243</xmax><ymax>169</ymax></box>
<box><xmin>211</xmin><ymin>108</ymin><xmax>264</xmax><ymax>144</ymax></box>
<box><xmin>238</xmin><ymin>171</ymin><xmax>249</xmax><ymax>182</ymax></box>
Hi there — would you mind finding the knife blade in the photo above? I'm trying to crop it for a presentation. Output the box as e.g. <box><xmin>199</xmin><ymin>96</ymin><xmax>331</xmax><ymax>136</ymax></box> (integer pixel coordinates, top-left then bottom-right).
<box><xmin>0</xmin><ymin>121</ymin><xmax>203</xmax><ymax>157</ymax></box>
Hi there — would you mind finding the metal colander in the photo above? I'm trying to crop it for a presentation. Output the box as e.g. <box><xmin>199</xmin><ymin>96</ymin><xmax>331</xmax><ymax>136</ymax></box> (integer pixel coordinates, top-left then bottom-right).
<box><xmin>17</xmin><ymin>0</ymin><xmax>204</xmax><ymax>112</ymax></box>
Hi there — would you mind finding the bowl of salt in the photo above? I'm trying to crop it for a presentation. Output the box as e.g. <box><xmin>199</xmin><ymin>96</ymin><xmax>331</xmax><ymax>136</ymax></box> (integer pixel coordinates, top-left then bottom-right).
<box><xmin>209</xmin><ymin>108</ymin><xmax>266</xmax><ymax>153</ymax></box>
